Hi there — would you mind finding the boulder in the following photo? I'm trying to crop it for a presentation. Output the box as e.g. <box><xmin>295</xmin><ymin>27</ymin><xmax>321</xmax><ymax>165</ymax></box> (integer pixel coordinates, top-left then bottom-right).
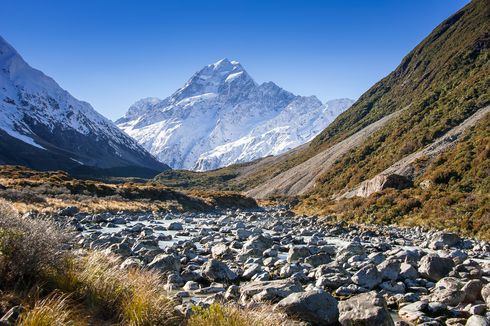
<box><xmin>287</xmin><ymin>246</ymin><xmax>311</xmax><ymax>263</ymax></box>
<box><xmin>338</xmin><ymin>291</ymin><xmax>394</xmax><ymax>326</ymax></box>
<box><xmin>240</xmin><ymin>279</ymin><xmax>302</xmax><ymax>303</ymax></box>
<box><xmin>418</xmin><ymin>254</ymin><xmax>454</xmax><ymax>281</ymax></box>
<box><xmin>240</xmin><ymin>234</ymin><xmax>274</xmax><ymax>257</ymax></box>
<box><xmin>211</xmin><ymin>243</ymin><xmax>231</xmax><ymax>259</ymax></box>
<box><xmin>398</xmin><ymin>301</ymin><xmax>428</xmax><ymax>323</ymax></box>
<box><xmin>202</xmin><ymin>259</ymin><xmax>238</xmax><ymax>283</ymax></box>
<box><xmin>466</xmin><ymin>315</ymin><xmax>490</xmax><ymax>326</ymax></box>
<box><xmin>352</xmin><ymin>264</ymin><xmax>382</xmax><ymax>290</ymax></box>
<box><xmin>148</xmin><ymin>254</ymin><xmax>181</xmax><ymax>273</ymax></box>
<box><xmin>167</xmin><ymin>222</ymin><xmax>183</xmax><ymax>231</ymax></box>
<box><xmin>429</xmin><ymin>232</ymin><xmax>461</xmax><ymax>250</ymax></box>
<box><xmin>276</xmin><ymin>289</ymin><xmax>339</xmax><ymax>325</ymax></box>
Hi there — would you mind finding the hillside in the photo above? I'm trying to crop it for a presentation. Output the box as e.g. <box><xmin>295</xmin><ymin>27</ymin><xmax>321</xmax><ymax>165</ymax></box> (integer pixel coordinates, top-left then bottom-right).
<box><xmin>155</xmin><ymin>0</ymin><xmax>490</xmax><ymax>237</ymax></box>
<box><xmin>157</xmin><ymin>0</ymin><xmax>489</xmax><ymax>193</ymax></box>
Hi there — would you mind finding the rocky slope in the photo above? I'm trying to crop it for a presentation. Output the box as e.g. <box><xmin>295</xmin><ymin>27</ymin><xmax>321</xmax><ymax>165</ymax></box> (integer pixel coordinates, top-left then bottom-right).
<box><xmin>117</xmin><ymin>59</ymin><xmax>353</xmax><ymax>170</ymax></box>
<box><xmin>0</xmin><ymin>36</ymin><xmax>168</xmax><ymax>177</ymax></box>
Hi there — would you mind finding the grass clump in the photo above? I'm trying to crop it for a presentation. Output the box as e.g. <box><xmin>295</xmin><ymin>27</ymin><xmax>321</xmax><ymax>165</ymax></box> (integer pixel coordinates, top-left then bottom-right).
<box><xmin>187</xmin><ymin>303</ymin><xmax>290</xmax><ymax>326</ymax></box>
<box><xmin>16</xmin><ymin>293</ymin><xmax>81</xmax><ymax>326</ymax></box>
<box><xmin>69</xmin><ymin>251</ymin><xmax>180</xmax><ymax>325</ymax></box>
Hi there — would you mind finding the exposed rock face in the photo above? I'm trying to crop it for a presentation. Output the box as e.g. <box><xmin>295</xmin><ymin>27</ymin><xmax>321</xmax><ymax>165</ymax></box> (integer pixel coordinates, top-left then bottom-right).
<box><xmin>340</xmin><ymin>174</ymin><xmax>413</xmax><ymax>199</ymax></box>
<box><xmin>338</xmin><ymin>291</ymin><xmax>394</xmax><ymax>326</ymax></box>
<box><xmin>276</xmin><ymin>289</ymin><xmax>339</xmax><ymax>325</ymax></box>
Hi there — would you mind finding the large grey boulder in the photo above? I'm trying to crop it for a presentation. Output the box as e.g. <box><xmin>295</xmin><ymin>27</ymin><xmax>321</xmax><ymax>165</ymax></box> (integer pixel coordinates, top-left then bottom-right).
<box><xmin>240</xmin><ymin>279</ymin><xmax>303</xmax><ymax>303</ymax></box>
<box><xmin>211</xmin><ymin>243</ymin><xmax>232</xmax><ymax>259</ymax></box>
<box><xmin>429</xmin><ymin>232</ymin><xmax>461</xmax><ymax>250</ymax></box>
<box><xmin>431</xmin><ymin>277</ymin><xmax>465</xmax><ymax>306</ymax></box>
<box><xmin>336</xmin><ymin>242</ymin><xmax>365</xmax><ymax>264</ymax></box>
<box><xmin>352</xmin><ymin>264</ymin><xmax>382</xmax><ymax>290</ymax></box>
<box><xmin>466</xmin><ymin>315</ymin><xmax>490</xmax><ymax>326</ymax></box>
<box><xmin>481</xmin><ymin>283</ymin><xmax>490</xmax><ymax>305</ymax></box>
<box><xmin>240</xmin><ymin>234</ymin><xmax>274</xmax><ymax>257</ymax></box>
<box><xmin>276</xmin><ymin>289</ymin><xmax>339</xmax><ymax>325</ymax></box>
<box><xmin>148</xmin><ymin>254</ymin><xmax>181</xmax><ymax>273</ymax></box>
<box><xmin>339</xmin><ymin>291</ymin><xmax>394</xmax><ymax>326</ymax></box>
<box><xmin>287</xmin><ymin>246</ymin><xmax>311</xmax><ymax>263</ymax></box>
<box><xmin>418</xmin><ymin>254</ymin><xmax>454</xmax><ymax>281</ymax></box>
<box><xmin>202</xmin><ymin>259</ymin><xmax>238</xmax><ymax>282</ymax></box>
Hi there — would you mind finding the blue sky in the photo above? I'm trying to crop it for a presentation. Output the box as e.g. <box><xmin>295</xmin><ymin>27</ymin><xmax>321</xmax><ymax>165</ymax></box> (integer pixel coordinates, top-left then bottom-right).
<box><xmin>1</xmin><ymin>0</ymin><xmax>469</xmax><ymax>120</ymax></box>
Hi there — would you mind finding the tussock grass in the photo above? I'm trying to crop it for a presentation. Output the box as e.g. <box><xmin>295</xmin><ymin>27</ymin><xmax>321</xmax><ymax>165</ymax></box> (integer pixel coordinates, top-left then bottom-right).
<box><xmin>17</xmin><ymin>293</ymin><xmax>81</xmax><ymax>326</ymax></box>
<box><xmin>67</xmin><ymin>251</ymin><xmax>181</xmax><ymax>325</ymax></box>
<box><xmin>187</xmin><ymin>303</ymin><xmax>290</xmax><ymax>326</ymax></box>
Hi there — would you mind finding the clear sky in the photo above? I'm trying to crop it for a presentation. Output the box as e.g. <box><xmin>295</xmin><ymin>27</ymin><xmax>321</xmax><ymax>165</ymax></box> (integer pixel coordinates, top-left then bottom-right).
<box><xmin>0</xmin><ymin>0</ymin><xmax>469</xmax><ymax>120</ymax></box>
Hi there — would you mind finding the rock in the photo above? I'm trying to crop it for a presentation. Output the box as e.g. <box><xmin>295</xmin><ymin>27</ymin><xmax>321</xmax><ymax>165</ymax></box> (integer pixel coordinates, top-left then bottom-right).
<box><xmin>305</xmin><ymin>253</ymin><xmax>332</xmax><ymax>267</ymax></box>
<box><xmin>148</xmin><ymin>254</ymin><xmax>181</xmax><ymax>273</ymax></box>
<box><xmin>418</xmin><ymin>254</ymin><xmax>454</xmax><ymax>281</ymax></box>
<box><xmin>378</xmin><ymin>258</ymin><xmax>401</xmax><ymax>281</ymax></box>
<box><xmin>469</xmin><ymin>304</ymin><xmax>486</xmax><ymax>316</ymax></box>
<box><xmin>287</xmin><ymin>246</ymin><xmax>311</xmax><ymax>263</ymax></box>
<box><xmin>338</xmin><ymin>291</ymin><xmax>394</xmax><ymax>326</ymax></box>
<box><xmin>352</xmin><ymin>264</ymin><xmax>382</xmax><ymax>290</ymax></box>
<box><xmin>337</xmin><ymin>242</ymin><xmax>365</xmax><ymax>264</ymax></box>
<box><xmin>315</xmin><ymin>265</ymin><xmax>351</xmax><ymax>289</ymax></box>
<box><xmin>242</xmin><ymin>263</ymin><xmax>262</xmax><ymax>280</ymax></box>
<box><xmin>466</xmin><ymin>315</ymin><xmax>490</xmax><ymax>326</ymax></box>
<box><xmin>429</xmin><ymin>232</ymin><xmax>461</xmax><ymax>250</ymax></box>
<box><xmin>276</xmin><ymin>289</ymin><xmax>339</xmax><ymax>325</ymax></box>
<box><xmin>241</xmin><ymin>234</ymin><xmax>274</xmax><ymax>257</ymax></box>
<box><xmin>399</xmin><ymin>262</ymin><xmax>419</xmax><ymax>280</ymax></box>
<box><xmin>202</xmin><ymin>259</ymin><xmax>238</xmax><ymax>282</ymax></box>
<box><xmin>462</xmin><ymin>279</ymin><xmax>483</xmax><ymax>303</ymax></box>
<box><xmin>240</xmin><ymin>279</ymin><xmax>302</xmax><ymax>303</ymax></box>
<box><xmin>211</xmin><ymin>243</ymin><xmax>231</xmax><ymax>259</ymax></box>
<box><xmin>183</xmin><ymin>281</ymin><xmax>200</xmax><ymax>291</ymax></box>
<box><xmin>481</xmin><ymin>284</ymin><xmax>490</xmax><ymax>305</ymax></box>
<box><xmin>398</xmin><ymin>301</ymin><xmax>428</xmax><ymax>323</ymax></box>
<box><xmin>380</xmin><ymin>281</ymin><xmax>406</xmax><ymax>294</ymax></box>
<box><xmin>431</xmin><ymin>277</ymin><xmax>465</xmax><ymax>306</ymax></box>
<box><xmin>120</xmin><ymin>257</ymin><xmax>143</xmax><ymax>270</ymax></box>
<box><xmin>224</xmin><ymin>285</ymin><xmax>240</xmax><ymax>300</ymax></box>
<box><xmin>167</xmin><ymin>222</ymin><xmax>183</xmax><ymax>231</ymax></box>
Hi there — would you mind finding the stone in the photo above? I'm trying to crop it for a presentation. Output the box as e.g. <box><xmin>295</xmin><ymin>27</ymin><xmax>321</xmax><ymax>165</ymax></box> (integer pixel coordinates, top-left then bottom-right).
<box><xmin>399</xmin><ymin>262</ymin><xmax>419</xmax><ymax>280</ymax></box>
<box><xmin>418</xmin><ymin>254</ymin><xmax>454</xmax><ymax>281</ymax></box>
<box><xmin>276</xmin><ymin>289</ymin><xmax>339</xmax><ymax>325</ymax></box>
<box><xmin>378</xmin><ymin>258</ymin><xmax>401</xmax><ymax>281</ymax></box>
<box><xmin>466</xmin><ymin>315</ymin><xmax>490</xmax><ymax>326</ymax></box>
<box><xmin>183</xmin><ymin>281</ymin><xmax>200</xmax><ymax>291</ymax></box>
<box><xmin>242</xmin><ymin>263</ymin><xmax>262</xmax><ymax>280</ymax></box>
<box><xmin>462</xmin><ymin>279</ymin><xmax>483</xmax><ymax>303</ymax></box>
<box><xmin>240</xmin><ymin>279</ymin><xmax>302</xmax><ymax>303</ymax></box>
<box><xmin>352</xmin><ymin>264</ymin><xmax>382</xmax><ymax>290</ymax></box>
<box><xmin>429</xmin><ymin>232</ymin><xmax>461</xmax><ymax>250</ymax></box>
<box><xmin>339</xmin><ymin>291</ymin><xmax>394</xmax><ymax>326</ymax></box>
<box><xmin>241</xmin><ymin>235</ymin><xmax>274</xmax><ymax>257</ymax></box>
<box><xmin>58</xmin><ymin>206</ymin><xmax>79</xmax><ymax>216</ymax></box>
<box><xmin>481</xmin><ymin>283</ymin><xmax>490</xmax><ymax>305</ymax></box>
<box><xmin>287</xmin><ymin>246</ymin><xmax>311</xmax><ymax>263</ymax></box>
<box><xmin>148</xmin><ymin>254</ymin><xmax>181</xmax><ymax>273</ymax></box>
<box><xmin>398</xmin><ymin>301</ymin><xmax>428</xmax><ymax>323</ymax></box>
<box><xmin>167</xmin><ymin>222</ymin><xmax>183</xmax><ymax>231</ymax></box>
<box><xmin>305</xmin><ymin>253</ymin><xmax>332</xmax><ymax>267</ymax></box>
<box><xmin>431</xmin><ymin>277</ymin><xmax>465</xmax><ymax>306</ymax></box>
<box><xmin>202</xmin><ymin>259</ymin><xmax>238</xmax><ymax>282</ymax></box>
<box><xmin>211</xmin><ymin>243</ymin><xmax>231</xmax><ymax>259</ymax></box>
<box><xmin>380</xmin><ymin>281</ymin><xmax>406</xmax><ymax>294</ymax></box>
<box><xmin>337</xmin><ymin>242</ymin><xmax>365</xmax><ymax>264</ymax></box>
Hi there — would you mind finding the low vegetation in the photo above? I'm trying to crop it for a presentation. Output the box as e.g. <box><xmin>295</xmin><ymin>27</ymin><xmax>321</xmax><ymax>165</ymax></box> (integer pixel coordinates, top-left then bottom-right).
<box><xmin>0</xmin><ymin>201</ymin><xmax>287</xmax><ymax>325</ymax></box>
<box><xmin>0</xmin><ymin>165</ymin><xmax>257</xmax><ymax>214</ymax></box>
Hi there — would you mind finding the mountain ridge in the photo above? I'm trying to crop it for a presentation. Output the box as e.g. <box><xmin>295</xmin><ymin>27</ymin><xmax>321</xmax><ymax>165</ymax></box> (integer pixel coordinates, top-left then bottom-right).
<box><xmin>0</xmin><ymin>36</ymin><xmax>168</xmax><ymax>177</ymax></box>
<box><xmin>117</xmin><ymin>58</ymin><xmax>353</xmax><ymax>170</ymax></box>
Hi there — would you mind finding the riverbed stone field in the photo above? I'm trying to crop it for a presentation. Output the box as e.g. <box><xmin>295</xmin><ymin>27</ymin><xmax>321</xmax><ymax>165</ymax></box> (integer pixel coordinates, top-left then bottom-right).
<box><xmin>67</xmin><ymin>207</ymin><xmax>490</xmax><ymax>325</ymax></box>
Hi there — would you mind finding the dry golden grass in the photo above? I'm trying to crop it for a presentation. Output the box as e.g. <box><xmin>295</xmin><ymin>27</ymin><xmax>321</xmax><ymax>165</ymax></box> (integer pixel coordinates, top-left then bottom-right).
<box><xmin>187</xmin><ymin>303</ymin><xmax>291</xmax><ymax>326</ymax></box>
<box><xmin>16</xmin><ymin>293</ymin><xmax>83</xmax><ymax>326</ymax></box>
<box><xmin>61</xmin><ymin>251</ymin><xmax>181</xmax><ymax>326</ymax></box>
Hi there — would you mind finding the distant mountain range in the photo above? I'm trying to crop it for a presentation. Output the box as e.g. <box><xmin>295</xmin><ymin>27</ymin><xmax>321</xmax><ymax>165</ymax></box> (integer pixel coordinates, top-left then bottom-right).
<box><xmin>0</xmin><ymin>36</ymin><xmax>168</xmax><ymax>177</ymax></box>
<box><xmin>117</xmin><ymin>59</ymin><xmax>353</xmax><ymax>170</ymax></box>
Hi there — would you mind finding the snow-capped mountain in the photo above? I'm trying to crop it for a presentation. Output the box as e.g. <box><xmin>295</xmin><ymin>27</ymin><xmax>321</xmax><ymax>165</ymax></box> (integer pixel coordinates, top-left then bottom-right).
<box><xmin>0</xmin><ymin>36</ymin><xmax>167</xmax><ymax>176</ymax></box>
<box><xmin>117</xmin><ymin>59</ymin><xmax>354</xmax><ymax>171</ymax></box>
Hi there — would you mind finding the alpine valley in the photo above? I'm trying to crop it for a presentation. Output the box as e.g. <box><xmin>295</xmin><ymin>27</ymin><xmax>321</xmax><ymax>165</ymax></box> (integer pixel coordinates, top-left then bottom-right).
<box><xmin>116</xmin><ymin>59</ymin><xmax>353</xmax><ymax>170</ymax></box>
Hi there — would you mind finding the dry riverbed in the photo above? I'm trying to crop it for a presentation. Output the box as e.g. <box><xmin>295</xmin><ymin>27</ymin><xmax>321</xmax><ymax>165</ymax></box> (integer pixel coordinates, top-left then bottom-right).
<box><xmin>60</xmin><ymin>206</ymin><xmax>490</xmax><ymax>325</ymax></box>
